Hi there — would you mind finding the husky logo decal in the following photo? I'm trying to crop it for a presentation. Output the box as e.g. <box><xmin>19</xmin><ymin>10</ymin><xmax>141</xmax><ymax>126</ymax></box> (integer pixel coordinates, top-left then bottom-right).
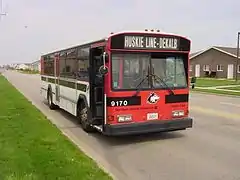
<box><xmin>147</xmin><ymin>92</ymin><xmax>160</xmax><ymax>104</ymax></box>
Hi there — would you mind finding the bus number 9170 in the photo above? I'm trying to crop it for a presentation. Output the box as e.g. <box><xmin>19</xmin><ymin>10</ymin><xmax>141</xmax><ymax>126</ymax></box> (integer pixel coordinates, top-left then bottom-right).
<box><xmin>111</xmin><ymin>100</ymin><xmax>128</xmax><ymax>107</ymax></box>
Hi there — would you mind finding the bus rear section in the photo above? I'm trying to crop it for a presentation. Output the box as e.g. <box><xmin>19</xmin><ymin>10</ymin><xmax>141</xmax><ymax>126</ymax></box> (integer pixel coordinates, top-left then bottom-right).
<box><xmin>101</xmin><ymin>31</ymin><xmax>193</xmax><ymax>135</ymax></box>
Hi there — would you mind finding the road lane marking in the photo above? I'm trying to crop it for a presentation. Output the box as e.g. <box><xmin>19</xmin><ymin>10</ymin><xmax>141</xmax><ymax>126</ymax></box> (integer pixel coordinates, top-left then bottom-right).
<box><xmin>220</xmin><ymin>102</ymin><xmax>240</xmax><ymax>108</ymax></box>
<box><xmin>190</xmin><ymin>106</ymin><xmax>240</xmax><ymax>121</ymax></box>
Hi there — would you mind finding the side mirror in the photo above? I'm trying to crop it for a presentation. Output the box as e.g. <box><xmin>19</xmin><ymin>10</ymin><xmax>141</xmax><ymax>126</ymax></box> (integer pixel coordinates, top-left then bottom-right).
<box><xmin>101</xmin><ymin>51</ymin><xmax>109</xmax><ymax>63</ymax></box>
<box><xmin>99</xmin><ymin>51</ymin><xmax>109</xmax><ymax>75</ymax></box>
<box><xmin>190</xmin><ymin>77</ymin><xmax>196</xmax><ymax>89</ymax></box>
<box><xmin>99</xmin><ymin>65</ymin><xmax>108</xmax><ymax>75</ymax></box>
<box><xmin>191</xmin><ymin>77</ymin><xmax>196</xmax><ymax>83</ymax></box>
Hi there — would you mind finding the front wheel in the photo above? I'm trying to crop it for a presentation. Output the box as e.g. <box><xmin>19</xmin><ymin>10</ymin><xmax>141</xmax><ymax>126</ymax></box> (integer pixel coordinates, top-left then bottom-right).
<box><xmin>78</xmin><ymin>104</ymin><xmax>95</xmax><ymax>132</ymax></box>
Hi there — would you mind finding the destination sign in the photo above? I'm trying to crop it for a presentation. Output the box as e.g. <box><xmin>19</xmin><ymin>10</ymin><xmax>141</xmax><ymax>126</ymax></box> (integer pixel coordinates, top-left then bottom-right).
<box><xmin>124</xmin><ymin>36</ymin><xmax>179</xmax><ymax>50</ymax></box>
<box><xmin>110</xmin><ymin>33</ymin><xmax>190</xmax><ymax>51</ymax></box>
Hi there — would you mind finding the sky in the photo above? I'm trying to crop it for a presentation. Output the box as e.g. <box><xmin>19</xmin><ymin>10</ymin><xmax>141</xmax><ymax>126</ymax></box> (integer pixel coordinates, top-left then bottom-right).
<box><xmin>0</xmin><ymin>0</ymin><xmax>239</xmax><ymax>65</ymax></box>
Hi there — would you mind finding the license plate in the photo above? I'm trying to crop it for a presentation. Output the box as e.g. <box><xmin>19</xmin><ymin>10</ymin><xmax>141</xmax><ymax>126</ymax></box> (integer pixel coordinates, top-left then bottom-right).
<box><xmin>147</xmin><ymin>113</ymin><xmax>158</xmax><ymax>120</ymax></box>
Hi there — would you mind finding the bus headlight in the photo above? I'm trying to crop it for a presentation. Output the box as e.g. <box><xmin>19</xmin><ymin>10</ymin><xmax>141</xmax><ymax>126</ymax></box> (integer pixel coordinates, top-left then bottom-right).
<box><xmin>172</xmin><ymin>110</ymin><xmax>185</xmax><ymax>117</ymax></box>
<box><xmin>117</xmin><ymin>115</ymin><xmax>132</xmax><ymax>122</ymax></box>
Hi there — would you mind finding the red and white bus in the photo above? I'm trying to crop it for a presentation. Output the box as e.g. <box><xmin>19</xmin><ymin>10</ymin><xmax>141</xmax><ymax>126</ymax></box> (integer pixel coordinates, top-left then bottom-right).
<box><xmin>40</xmin><ymin>30</ymin><xmax>193</xmax><ymax>136</ymax></box>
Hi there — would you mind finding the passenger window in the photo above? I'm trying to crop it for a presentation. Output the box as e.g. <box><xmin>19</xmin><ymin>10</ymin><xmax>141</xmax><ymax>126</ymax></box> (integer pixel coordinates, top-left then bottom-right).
<box><xmin>76</xmin><ymin>47</ymin><xmax>90</xmax><ymax>81</ymax></box>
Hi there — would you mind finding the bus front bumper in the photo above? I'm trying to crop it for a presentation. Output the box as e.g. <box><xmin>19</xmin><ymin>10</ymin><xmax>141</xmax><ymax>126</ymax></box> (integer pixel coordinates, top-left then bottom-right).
<box><xmin>103</xmin><ymin>118</ymin><xmax>193</xmax><ymax>136</ymax></box>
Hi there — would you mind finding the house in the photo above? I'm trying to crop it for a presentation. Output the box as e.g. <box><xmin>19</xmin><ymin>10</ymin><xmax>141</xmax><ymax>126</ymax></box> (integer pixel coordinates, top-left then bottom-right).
<box><xmin>9</xmin><ymin>63</ymin><xmax>19</xmax><ymax>69</ymax></box>
<box><xmin>16</xmin><ymin>63</ymin><xmax>30</xmax><ymax>70</ymax></box>
<box><xmin>29</xmin><ymin>60</ymin><xmax>41</xmax><ymax>72</ymax></box>
<box><xmin>190</xmin><ymin>46</ymin><xmax>240</xmax><ymax>79</ymax></box>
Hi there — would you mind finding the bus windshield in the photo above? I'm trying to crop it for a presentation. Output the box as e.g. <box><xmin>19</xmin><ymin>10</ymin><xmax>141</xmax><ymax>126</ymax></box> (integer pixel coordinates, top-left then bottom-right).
<box><xmin>111</xmin><ymin>53</ymin><xmax>188</xmax><ymax>90</ymax></box>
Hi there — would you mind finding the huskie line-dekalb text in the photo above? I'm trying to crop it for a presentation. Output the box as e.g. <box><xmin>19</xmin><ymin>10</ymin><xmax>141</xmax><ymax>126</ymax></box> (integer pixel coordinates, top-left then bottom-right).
<box><xmin>124</xmin><ymin>36</ymin><xmax>178</xmax><ymax>49</ymax></box>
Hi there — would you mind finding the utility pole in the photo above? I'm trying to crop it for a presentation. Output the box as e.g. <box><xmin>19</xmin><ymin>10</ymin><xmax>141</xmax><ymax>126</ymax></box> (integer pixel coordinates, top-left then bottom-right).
<box><xmin>0</xmin><ymin>0</ymin><xmax>6</xmax><ymax>21</ymax></box>
<box><xmin>236</xmin><ymin>32</ymin><xmax>240</xmax><ymax>81</ymax></box>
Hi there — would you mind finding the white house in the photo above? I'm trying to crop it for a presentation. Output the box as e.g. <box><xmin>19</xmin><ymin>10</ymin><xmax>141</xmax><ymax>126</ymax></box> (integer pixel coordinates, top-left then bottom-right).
<box><xmin>16</xmin><ymin>63</ymin><xmax>30</xmax><ymax>70</ymax></box>
<box><xmin>29</xmin><ymin>60</ymin><xmax>41</xmax><ymax>72</ymax></box>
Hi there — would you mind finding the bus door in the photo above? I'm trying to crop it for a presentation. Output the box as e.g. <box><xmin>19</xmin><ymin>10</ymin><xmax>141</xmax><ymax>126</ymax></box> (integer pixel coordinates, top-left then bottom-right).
<box><xmin>89</xmin><ymin>47</ymin><xmax>105</xmax><ymax>125</ymax></box>
<box><xmin>54</xmin><ymin>54</ymin><xmax>60</xmax><ymax>103</ymax></box>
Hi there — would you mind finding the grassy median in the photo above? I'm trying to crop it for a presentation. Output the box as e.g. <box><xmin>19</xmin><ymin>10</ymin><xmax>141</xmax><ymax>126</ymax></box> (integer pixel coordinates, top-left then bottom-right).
<box><xmin>0</xmin><ymin>75</ymin><xmax>112</xmax><ymax>180</ymax></box>
<box><xmin>220</xmin><ymin>86</ymin><xmax>240</xmax><ymax>91</ymax></box>
<box><xmin>194</xmin><ymin>78</ymin><xmax>240</xmax><ymax>87</ymax></box>
<box><xmin>191</xmin><ymin>88</ymin><xmax>240</xmax><ymax>96</ymax></box>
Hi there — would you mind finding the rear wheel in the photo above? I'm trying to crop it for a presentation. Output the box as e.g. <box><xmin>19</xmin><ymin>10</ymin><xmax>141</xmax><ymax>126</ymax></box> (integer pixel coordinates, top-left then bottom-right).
<box><xmin>78</xmin><ymin>102</ymin><xmax>95</xmax><ymax>132</ymax></box>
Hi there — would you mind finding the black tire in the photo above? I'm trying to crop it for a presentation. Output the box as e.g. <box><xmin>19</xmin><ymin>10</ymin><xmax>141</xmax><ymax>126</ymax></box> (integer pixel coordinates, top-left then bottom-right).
<box><xmin>47</xmin><ymin>89</ymin><xmax>56</xmax><ymax>110</ymax></box>
<box><xmin>78</xmin><ymin>102</ymin><xmax>95</xmax><ymax>132</ymax></box>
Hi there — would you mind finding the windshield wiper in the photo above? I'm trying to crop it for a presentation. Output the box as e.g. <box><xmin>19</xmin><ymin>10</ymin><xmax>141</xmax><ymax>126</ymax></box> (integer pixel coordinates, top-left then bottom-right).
<box><xmin>132</xmin><ymin>74</ymin><xmax>150</xmax><ymax>97</ymax></box>
<box><xmin>132</xmin><ymin>73</ymin><xmax>175</xmax><ymax>96</ymax></box>
<box><xmin>151</xmin><ymin>73</ymin><xmax>175</xmax><ymax>95</ymax></box>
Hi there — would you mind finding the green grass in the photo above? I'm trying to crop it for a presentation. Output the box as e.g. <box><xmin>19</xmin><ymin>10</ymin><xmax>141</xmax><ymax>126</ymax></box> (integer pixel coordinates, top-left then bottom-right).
<box><xmin>193</xmin><ymin>78</ymin><xmax>240</xmax><ymax>87</ymax></box>
<box><xmin>219</xmin><ymin>86</ymin><xmax>240</xmax><ymax>91</ymax></box>
<box><xmin>0</xmin><ymin>75</ymin><xmax>112</xmax><ymax>180</ymax></box>
<box><xmin>192</xmin><ymin>88</ymin><xmax>240</xmax><ymax>96</ymax></box>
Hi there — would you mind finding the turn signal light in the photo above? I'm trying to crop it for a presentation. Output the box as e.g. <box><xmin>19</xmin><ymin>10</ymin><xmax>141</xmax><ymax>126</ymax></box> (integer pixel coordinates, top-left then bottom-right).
<box><xmin>117</xmin><ymin>115</ymin><xmax>132</xmax><ymax>123</ymax></box>
<box><xmin>172</xmin><ymin>110</ymin><xmax>185</xmax><ymax>117</ymax></box>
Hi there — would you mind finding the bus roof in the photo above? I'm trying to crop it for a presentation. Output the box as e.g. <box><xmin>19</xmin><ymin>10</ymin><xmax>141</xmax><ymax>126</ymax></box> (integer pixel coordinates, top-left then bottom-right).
<box><xmin>41</xmin><ymin>38</ymin><xmax>106</xmax><ymax>57</ymax></box>
<box><xmin>42</xmin><ymin>30</ymin><xmax>190</xmax><ymax>57</ymax></box>
<box><xmin>107</xmin><ymin>30</ymin><xmax>190</xmax><ymax>41</ymax></box>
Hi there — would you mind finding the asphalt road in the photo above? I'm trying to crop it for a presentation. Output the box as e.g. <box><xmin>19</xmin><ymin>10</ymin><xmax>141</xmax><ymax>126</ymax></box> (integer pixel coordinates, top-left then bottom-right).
<box><xmin>3</xmin><ymin>71</ymin><xmax>240</xmax><ymax>180</ymax></box>
<box><xmin>0</xmin><ymin>68</ymin><xmax>5</xmax><ymax>73</ymax></box>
